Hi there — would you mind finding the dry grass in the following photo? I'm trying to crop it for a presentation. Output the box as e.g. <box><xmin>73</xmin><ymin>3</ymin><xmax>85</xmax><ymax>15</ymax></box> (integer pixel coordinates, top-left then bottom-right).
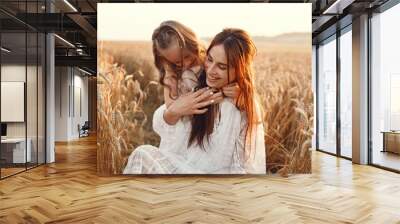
<box><xmin>254</xmin><ymin>48</ymin><xmax>312</xmax><ymax>176</ymax></box>
<box><xmin>97</xmin><ymin>41</ymin><xmax>163</xmax><ymax>175</ymax></box>
<box><xmin>97</xmin><ymin>39</ymin><xmax>313</xmax><ymax>176</ymax></box>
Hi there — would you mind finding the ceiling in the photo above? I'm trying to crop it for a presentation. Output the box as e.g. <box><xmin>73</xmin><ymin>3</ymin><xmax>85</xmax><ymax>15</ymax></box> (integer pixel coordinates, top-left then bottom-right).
<box><xmin>311</xmin><ymin>0</ymin><xmax>390</xmax><ymax>43</ymax></box>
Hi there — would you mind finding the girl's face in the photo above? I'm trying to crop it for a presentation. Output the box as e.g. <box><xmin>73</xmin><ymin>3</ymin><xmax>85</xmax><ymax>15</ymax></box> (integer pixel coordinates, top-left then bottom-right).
<box><xmin>205</xmin><ymin>44</ymin><xmax>236</xmax><ymax>89</ymax></box>
<box><xmin>158</xmin><ymin>41</ymin><xmax>196</xmax><ymax>70</ymax></box>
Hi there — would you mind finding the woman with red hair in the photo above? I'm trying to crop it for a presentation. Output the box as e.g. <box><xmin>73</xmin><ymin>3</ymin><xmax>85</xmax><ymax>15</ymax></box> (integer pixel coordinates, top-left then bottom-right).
<box><xmin>124</xmin><ymin>28</ymin><xmax>265</xmax><ymax>174</ymax></box>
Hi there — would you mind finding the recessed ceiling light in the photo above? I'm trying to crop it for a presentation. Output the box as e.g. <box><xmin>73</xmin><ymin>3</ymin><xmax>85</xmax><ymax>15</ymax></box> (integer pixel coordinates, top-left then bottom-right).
<box><xmin>323</xmin><ymin>0</ymin><xmax>355</xmax><ymax>15</ymax></box>
<box><xmin>63</xmin><ymin>0</ymin><xmax>78</xmax><ymax>12</ymax></box>
<box><xmin>78</xmin><ymin>67</ymin><xmax>93</xmax><ymax>76</ymax></box>
<box><xmin>1</xmin><ymin>47</ymin><xmax>11</xmax><ymax>53</ymax></box>
<box><xmin>54</xmin><ymin>34</ymin><xmax>75</xmax><ymax>48</ymax></box>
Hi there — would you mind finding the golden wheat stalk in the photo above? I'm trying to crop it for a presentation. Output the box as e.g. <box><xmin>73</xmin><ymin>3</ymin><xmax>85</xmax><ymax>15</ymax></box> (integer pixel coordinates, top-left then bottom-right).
<box><xmin>97</xmin><ymin>41</ymin><xmax>313</xmax><ymax>176</ymax></box>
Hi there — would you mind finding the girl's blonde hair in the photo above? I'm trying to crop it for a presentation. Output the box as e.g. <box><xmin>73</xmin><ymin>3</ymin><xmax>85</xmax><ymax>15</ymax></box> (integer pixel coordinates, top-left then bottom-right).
<box><xmin>152</xmin><ymin>20</ymin><xmax>205</xmax><ymax>98</ymax></box>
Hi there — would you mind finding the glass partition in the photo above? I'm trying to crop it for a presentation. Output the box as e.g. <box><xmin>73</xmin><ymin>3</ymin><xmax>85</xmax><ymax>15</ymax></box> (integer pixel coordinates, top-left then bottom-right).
<box><xmin>317</xmin><ymin>35</ymin><xmax>337</xmax><ymax>155</ymax></box>
<box><xmin>339</xmin><ymin>27</ymin><xmax>352</xmax><ymax>158</ymax></box>
<box><xmin>1</xmin><ymin>30</ymin><xmax>28</xmax><ymax>178</ymax></box>
<box><xmin>371</xmin><ymin>3</ymin><xmax>400</xmax><ymax>171</ymax></box>
<box><xmin>0</xmin><ymin>1</ymin><xmax>46</xmax><ymax>179</ymax></box>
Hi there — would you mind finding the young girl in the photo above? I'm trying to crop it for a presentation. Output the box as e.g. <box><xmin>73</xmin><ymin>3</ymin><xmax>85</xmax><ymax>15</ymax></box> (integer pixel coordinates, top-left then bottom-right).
<box><xmin>123</xmin><ymin>28</ymin><xmax>265</xmax><ymax>174</ymax></box>
<box><xmin>151</xmin><ymin>20</ymin><xmax>239</xmax><ymax>109</ymax></box>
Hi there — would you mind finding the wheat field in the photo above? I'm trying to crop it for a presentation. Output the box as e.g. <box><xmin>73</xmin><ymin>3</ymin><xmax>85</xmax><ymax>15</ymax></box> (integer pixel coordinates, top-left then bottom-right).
<box><xmin>97</xmin><ymin>37</ymin><xmax>312</xmax><ymax>176</ymax></box>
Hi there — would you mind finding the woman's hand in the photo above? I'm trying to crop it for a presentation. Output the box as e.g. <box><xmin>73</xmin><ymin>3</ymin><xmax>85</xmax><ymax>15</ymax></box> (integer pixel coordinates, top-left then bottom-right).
<box><xmin>163</xmin><ymin>87</ymin><xmax>223</xmax><ymax>125</ymax></box>
<box><xmin>222</xmin><ymin>82</ymin><xmax>240</xmax><ymax>103</ymax></box>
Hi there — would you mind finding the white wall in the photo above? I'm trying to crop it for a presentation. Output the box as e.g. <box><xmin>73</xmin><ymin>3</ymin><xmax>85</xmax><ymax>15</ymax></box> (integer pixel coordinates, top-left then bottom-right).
<box><xmin>1</xmin><ymin>82</ymin><xmax>25</xmax><ymax>122</ymax></box>
<box><xmin>54</xmin><ymin>67</ymin><xmax>89</xmax><ymax>141</ymax></box>
<box><xmin>55</xmin><ymin>66</ymin><xmax>70</xmax><ymax>141</ymax></box>
<box><xmin>1</xmin><ymin>64</ymin><xmax>26</xmax><ymax>81</ymax></box>
<box><xmin>73</xmin><ymin>73</ymin><xmax>89</xmax><ymax>137</ymax></box>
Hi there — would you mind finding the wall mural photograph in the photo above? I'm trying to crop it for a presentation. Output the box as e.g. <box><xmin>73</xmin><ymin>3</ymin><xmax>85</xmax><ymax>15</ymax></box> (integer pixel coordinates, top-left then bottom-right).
<box><xmin>97</xmin><ymin>3</ymin><xmax>313</xmax><ymax>176</ymax></box>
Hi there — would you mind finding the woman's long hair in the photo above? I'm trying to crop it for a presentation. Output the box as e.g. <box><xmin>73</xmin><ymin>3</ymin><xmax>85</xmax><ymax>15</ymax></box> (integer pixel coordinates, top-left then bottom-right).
<box><xmin>189</xmin><ymin>28</ymin><xmax>259</xmax><ymax>152</ymax></box>
<box><xmin>152</xmin><ymin>20</ymin><xmax>205</xmax><ymax>98</ymax></box>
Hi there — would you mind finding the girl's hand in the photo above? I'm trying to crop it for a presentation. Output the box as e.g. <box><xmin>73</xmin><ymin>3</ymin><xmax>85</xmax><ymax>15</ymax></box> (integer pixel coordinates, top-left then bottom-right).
<box><xmin>163</xmin><ymin>87</ymin><xmax>223</xmax><ymax>125</ymax></box>
<box><xmin>222</xmin><ymin>82</ymin><xmax>240</xmax><ymax>103</ymax></box>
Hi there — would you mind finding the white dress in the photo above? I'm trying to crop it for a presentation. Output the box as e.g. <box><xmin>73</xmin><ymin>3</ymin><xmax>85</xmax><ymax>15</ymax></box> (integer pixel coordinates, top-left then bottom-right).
<box><xmin>123</xmin><ymin>99</ymin><xmax>266</xmax><ymax>174</ymax></box>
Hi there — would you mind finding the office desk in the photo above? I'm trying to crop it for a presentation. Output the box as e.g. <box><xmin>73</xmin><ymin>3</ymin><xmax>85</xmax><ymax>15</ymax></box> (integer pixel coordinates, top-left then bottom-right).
<box><xmin>381</xmin><ymin>131</ymin><xmax>400</xmax><ymax>154</ymax></box>
<box><xmin>1</xmin><ymin>138</ymin><xmax>31</xmax><ymax>163</ymax></box>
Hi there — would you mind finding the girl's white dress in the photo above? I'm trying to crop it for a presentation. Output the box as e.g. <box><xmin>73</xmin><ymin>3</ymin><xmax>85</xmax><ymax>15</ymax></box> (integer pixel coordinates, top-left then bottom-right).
<box><xmin>123</xmin><ymin>99</ymin><xmax>266</xmax><ymax>174</ymax></box>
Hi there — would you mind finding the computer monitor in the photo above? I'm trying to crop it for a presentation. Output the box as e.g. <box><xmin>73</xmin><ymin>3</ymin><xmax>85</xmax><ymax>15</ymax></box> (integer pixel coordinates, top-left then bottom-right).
<box><xmin>1</xmin><ymin>123</ymin><xmax>7</xmax><ymax>137</ymax></box>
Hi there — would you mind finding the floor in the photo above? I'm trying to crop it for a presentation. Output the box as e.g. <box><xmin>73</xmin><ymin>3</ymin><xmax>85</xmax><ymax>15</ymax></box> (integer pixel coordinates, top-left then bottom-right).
<box><xmin>0</xmin><ymin>135</ymin><xmax>400</xmax><ymax>223</ymax></box>
<box><xmin>1</xmin><ymin>163</ymin><xmax>42</xmax><ymax>178</ymax></box>
<box><xmin>0</xmin><ymin>167</ymin><xmax>25</xmax><ymax>178</ymax></box>
<box><xmin>372</xmin><ymin>150</ymin><xmax>400</xmax><ymax>171</ymax></box>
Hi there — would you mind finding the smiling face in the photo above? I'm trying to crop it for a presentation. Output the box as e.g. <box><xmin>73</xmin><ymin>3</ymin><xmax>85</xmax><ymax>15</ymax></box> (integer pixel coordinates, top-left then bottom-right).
<box><xmin>204</xmin><ymin>44</ymin><xmax>236</xmax><ymax>89</ymax></box>
<box><xmin>157</xmin><ymin>39</ymin><xmax>196</xmax><ymax>70</ymax></box>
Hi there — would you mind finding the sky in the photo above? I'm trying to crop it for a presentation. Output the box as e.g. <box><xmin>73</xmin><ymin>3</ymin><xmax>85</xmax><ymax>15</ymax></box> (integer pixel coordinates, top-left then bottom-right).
<box><xmin>98</xmin><ymin>3</ymin><xmax>311</xmax><ymax>41</ymax></box>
